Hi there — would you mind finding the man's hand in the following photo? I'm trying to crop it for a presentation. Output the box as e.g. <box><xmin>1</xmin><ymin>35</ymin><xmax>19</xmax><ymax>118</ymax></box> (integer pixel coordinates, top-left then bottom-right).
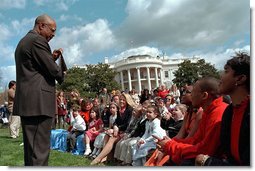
<box><xmin>52</xmin><ymin>48</ymin><xmax>63</xmax><ymax>61</ymax></box>
<box><xmin>195</xmin><ymin>154</ymin><xmax>210</xmax><ymax>166</ymax></box>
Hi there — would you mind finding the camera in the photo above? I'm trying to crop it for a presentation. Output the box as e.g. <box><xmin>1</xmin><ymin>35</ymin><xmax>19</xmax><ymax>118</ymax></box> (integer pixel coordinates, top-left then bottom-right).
<box><xmin>161</xmin><ymin>108</ymin><xmax>168</xmax><ymax>117</ymax></box>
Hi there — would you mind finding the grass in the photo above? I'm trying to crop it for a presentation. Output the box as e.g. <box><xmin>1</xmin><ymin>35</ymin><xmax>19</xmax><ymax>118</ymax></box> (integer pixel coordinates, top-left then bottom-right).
<box><xmin>0</xmin><ymin>124</ymin><xmax>116</xmax><ymax>167</ymax></box>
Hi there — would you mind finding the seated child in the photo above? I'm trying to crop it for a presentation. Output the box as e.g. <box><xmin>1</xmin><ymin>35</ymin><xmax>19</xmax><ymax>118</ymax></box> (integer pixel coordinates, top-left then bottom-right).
<box><xmin>161</xmin><ymin>104</ymin><xmax>186</xmax><ymax>138</ymax></box>
<box><xmin>90</xmin><ymin>102</ymin><xmax>119</xmax><ymax>158</ymax></box>
<box><xmin>132</xmin><ymin>105</ymin><xmax>166</xmax><ymax>166</ymax></box>
<box><xmin>66</xmin><ymin>104</ymin><xmax>86</xmax><ymax>152</ymax></box>
<box><xmin>84</xmin><ymin>107</ymin><xmax>103</xmax><ymax>156</ymax></box>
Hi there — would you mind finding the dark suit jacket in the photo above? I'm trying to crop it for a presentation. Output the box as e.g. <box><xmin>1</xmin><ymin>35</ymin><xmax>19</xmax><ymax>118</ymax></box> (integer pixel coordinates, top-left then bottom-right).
<box><xmin>13</xmin><ymin>30</ymin><xmax>64</xmax><ymax>117</ymax></box>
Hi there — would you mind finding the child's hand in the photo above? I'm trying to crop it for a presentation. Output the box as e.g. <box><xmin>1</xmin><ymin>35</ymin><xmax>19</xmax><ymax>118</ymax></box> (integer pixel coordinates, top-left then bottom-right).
<box><xmin>137</xmin><ymin>139</ymin><xmax>145</xmax><ymax>148</ymax></box>
<box><xmin>152</xmin><ymin>135</ymin><xmax>163</xmax><ymax>143</ymax></box>
<box><xmin>113</xmin><ymin>130</ymin><xmax>118</xmax><ymax>137</ymax></box>
<box><xmin>113</xmin><ymin>125</ymin><xmax>119</xmax><ymax>132</ymax></box>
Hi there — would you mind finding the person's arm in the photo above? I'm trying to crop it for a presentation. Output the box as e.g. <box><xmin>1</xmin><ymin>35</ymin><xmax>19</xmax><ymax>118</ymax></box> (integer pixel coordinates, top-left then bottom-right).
<box><xmin>70</xmin><ymin>111</ymin><xmax>75</xmax><ymax>126</ymax></box>
<box><xmin>145</xmin><ymin>119</ymin><xmax>165</xmax><ymax>143</ymax></box>
<box><xmin>32</xmin><ymin>37</ymin><xmax>64</xmax><ymax>84</ymax></box>
<box><xmin>8</xmin><ymin>89</ymin><xmax>15</xmax><ymax>99</ymax></box>
<box><xmin>165</xmin><ymin>119</ymin><xmax>222</xmax><ymax>165</ymax></box>
<box><xmin>186</xmin><ymin>108</ymin><xmax>203</xmax><ymax>138</ymax></box>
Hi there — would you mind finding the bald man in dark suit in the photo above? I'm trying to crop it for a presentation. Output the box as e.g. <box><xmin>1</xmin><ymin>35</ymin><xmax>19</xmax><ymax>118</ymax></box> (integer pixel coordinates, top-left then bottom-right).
<box><xmin>13</xmin><ymin>14</ymin><xmax>66</xmax><ymax>166</ymax></box>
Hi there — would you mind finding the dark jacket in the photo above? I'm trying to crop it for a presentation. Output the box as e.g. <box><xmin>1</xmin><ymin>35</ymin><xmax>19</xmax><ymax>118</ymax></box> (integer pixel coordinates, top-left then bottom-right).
<box><xmin>115</xmin><ymin>105</ymin><xmax>133</xmax><ymax>132</ymax></box>
<box><xmin>161</xmin><ymin>118</ymin><xmax>183</xmax><ymax>138</ymax></box>
<box><xmin>13</xmin><ymin>30</ymin><xmax>64</xmax><ymax>117</ymax></box>
<box><xmin>129</xmin><ymin>117</ymin><xmax>148</xmax><ymax>138</ymax></box>
<box><xmin>205</xmin><ymin>103</ymin><xmax>250</xmax><ymax>166</ymax></box>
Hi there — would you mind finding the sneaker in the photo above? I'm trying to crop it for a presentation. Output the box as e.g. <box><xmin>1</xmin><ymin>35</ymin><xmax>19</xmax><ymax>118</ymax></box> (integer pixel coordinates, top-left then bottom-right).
<box><xmin>84</xmin><ymin>148</ymin><xmax>92</xmax><ymax>156</ymax></box>
<box><xmin>19</xmin><ymin>142</ymin><xmax>24</xmax><ymax>146</ymax></box>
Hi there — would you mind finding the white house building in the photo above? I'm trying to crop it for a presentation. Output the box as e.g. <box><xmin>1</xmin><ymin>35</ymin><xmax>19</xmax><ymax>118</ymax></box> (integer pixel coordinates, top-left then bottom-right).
<box><xmin>105</xmin><ymin>55</ymin><xmax>200</xmax><ymax>93</ymax></box>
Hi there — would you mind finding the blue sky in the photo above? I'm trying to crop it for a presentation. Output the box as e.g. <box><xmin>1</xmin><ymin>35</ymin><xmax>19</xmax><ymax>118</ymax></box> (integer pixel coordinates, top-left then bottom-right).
<box><xmin>0</xmin><ymin>0</ymin><xmax>251</xmax><ymax>91</ymax></box>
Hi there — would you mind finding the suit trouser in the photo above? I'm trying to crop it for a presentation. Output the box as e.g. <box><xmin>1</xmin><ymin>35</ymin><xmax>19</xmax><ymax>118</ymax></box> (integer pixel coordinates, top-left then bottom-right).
<box><xmin>21</xmin><ymin>115</ymin><xmax>52</xmax><ymax>166</ymax></box>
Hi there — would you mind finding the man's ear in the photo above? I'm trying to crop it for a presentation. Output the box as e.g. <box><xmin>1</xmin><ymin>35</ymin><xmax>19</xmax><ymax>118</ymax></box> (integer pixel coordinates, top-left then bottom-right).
<box><xmin>202</xmin><ymin>92</ymin><xmax>209</xmax><ymax>100</ymax></box>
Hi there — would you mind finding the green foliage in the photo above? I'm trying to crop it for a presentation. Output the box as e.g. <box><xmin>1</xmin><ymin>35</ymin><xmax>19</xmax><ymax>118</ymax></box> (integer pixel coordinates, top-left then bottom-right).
<box><xmin>57</xmin><ymin>63</ymin><xmax>121</xmax><ymax>97</ymax></box>
<box><xmin>84</xmin><ymin>63</ymin><xmax>120</xmax><ymax>94</ymax></box>
<box><xmin>172</xmin><ymin>59</ymin><xmax>220</xmax><ymax>87</ymax></box>
<box><xmin>57</xmin><ymin>67</ymin><xmax>86</xmax><ymax>96</ymax></box>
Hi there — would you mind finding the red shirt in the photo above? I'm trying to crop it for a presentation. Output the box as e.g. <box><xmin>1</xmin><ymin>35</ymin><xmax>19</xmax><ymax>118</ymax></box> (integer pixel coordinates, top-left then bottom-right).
<box><xmin>164</xmin><ymin>97</ymin><xmax>228</xmax><ymax>164</ymax></box>
<box><xmin>158</xmin><ymin>89</ymin><xmax>170</xmax><ymax>99</ymax></box>
<box><xmin>231</xmin><ymin>96</ymin><xmax>249</xmax><ymax>164</ymax></box>
<box><xmin>79</xmin><ymin>110</ymin><xmax>90</xmax><ymax>124</ymax></box>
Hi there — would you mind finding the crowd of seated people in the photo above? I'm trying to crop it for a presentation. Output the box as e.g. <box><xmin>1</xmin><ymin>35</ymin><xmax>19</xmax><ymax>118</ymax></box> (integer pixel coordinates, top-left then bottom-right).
<box><xmin>50</xmin><ymin>52</ymin><xmax>250</xmax><ymax>166</ymax></box>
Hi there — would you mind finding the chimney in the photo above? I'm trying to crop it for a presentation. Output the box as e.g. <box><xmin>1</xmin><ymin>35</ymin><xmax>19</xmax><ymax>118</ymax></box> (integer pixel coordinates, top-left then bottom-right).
<box><xmin>104</xmin><ymin>57</ymin><xmax>109</xmax><ymax>64</ymax></box>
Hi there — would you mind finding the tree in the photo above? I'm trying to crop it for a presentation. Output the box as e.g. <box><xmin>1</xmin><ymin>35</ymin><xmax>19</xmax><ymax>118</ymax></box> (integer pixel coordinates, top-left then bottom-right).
<box><xmin>84</xmin><ymin>63</ymin><xmax>120</xmax><ymax>94</ymax></box>
<box><xmin>57</xmin><ymin>63</ymin><xmax>121</xmax><ymax>98</ymax></box>
<box><xmin>172</xmin><ymin>59</ymin><xmax>220</xmax><ymax>87</ymax></box>
<box><xmin>57</xmin><ymin>67</ymin><xmax>86</xmax><ymax>96</ymax></box>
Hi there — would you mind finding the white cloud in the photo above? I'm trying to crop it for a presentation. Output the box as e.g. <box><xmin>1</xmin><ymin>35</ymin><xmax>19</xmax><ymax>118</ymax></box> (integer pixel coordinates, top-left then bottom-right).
<box><xmin>64</xmin><ymin>43</ymin><xmax>82</xmax><ymax>65</ymax></box>
<box><xmin>117</xmin><ymin>0</ymin><xmax>249</xmax><ymax>49</ymax></box>
<box><xmin>33</xmin><ymin>0</ymin><xmax>78</xmax><ymax>11</ymax></box>
<box><xmin>0</xmin><ymin>43</ymin><xmax>14</xmax><ymax>63</ymax></box>
<box><xmin>166</xmin><ymin>45</ymin><xmax>250</xmax><ymax>70</ymax></box>
<box><xmin>110</xmin><ymin>46</ymin><xmax>161</xmax><ymax>62</ymax></box>
<box><xmin>0</xmin><ymin>17</ymin><xmax>34</xmax><ymax>66</ymax></box>
<box><xmin>0</xmin><ymin>65</ymin><xmax>16</xmax><ymax>91</ymax></box>
<box><xmin>0</xmin><ymin>0</ymin><xmax>26</xmax><ymax>9</ymax></box>
<box><xmin>51</xmin><ymin>19</ymin><xmax>116</xmax><ymax>66</ymax></box>
<box><xmin>0</xmin><ymin>24</ymin><xmax>12</xmax><ymax>41</ymax></box>
<box><xmin>59</xmin><ymin>14</ymin><xmax>82</xmax><ymax>22</ymax></box>
<box><xmin>207</xmin><ymin>45</ymin><xmax>250</xmax><ymax>69</ymax></box>
<box><xmin>109</xmin><ymin>45</ymin><xmax>250</xmax><ymax>69</ymax></box>
<box><xmin>11</xmin><ymin>18</ymin><xmax>34</xmax><ymax>35</ymax></box>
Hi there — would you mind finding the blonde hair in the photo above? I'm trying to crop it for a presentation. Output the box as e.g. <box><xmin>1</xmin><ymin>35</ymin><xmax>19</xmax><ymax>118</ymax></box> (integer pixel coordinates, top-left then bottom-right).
<box><xmin>121</xmin><ymin>93</ymin><xmax>137</xmax><ymax>108</ymax></box>
<box><xmin>175</xmin><ymin>104</ymin><xmax>187</xmax><ymax>115</ymax></box>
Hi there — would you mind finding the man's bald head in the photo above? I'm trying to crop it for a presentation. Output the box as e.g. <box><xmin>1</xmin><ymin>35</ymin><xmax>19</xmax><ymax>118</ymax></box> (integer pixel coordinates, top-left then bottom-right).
<box><xmin>33</xmin><ymin>14</ymin><xmax>56</xmax><ymax>42</ymax></box>
<box><xmin>34</xmin><ymin>14</ymin><xmax>55</xmax><ymax>27</ymax></box>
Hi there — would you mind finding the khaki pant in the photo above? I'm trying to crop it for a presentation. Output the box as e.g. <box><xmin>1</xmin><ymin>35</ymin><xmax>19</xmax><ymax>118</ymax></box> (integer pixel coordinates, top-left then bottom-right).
<box><xmin>9</xmin><ymin>114</ymin><xmax>21</xmax><ymax>138</ymax></box>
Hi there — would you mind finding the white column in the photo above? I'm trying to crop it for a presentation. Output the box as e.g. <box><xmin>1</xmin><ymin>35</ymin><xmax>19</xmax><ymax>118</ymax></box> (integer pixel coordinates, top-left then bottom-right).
<box><xmin>160</xmin><ymin>68</ymin><xmax>163</xmax><ymax>85</ymax></box>
<box><xmin>169</xmin><ymin>69</ymin><xmax>173</xmax><ymax>85</ymax></box>
<box><xmin>136</xmin><ymin>67</ymin><xmax>141</xmax><ymax>94</ymax></box>
<box><xmin>155</xmin><ymin>67</ymin><xmax>159</xmax><ymax>88</ymax></box>
<box><xmin>127</xmin><ymin>69</ymin><xmax>132</xmax><ymax>91</ymax></box>
<box><xmin>146</xmin><ymin>67</ymin><xmax>151</xmax><ymax>91</ymax></box>
<box><xmin>120</xmin><ymin>71</ymin><xmax>124</xmax><ymax>91</ymax></box>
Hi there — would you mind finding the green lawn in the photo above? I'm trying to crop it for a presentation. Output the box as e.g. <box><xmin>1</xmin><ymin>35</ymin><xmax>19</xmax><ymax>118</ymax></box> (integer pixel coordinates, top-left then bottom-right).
<box><xmin>0</xmin><ymin>124</ymin><xmax>115</xmax><ymax>166</ymax></box>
